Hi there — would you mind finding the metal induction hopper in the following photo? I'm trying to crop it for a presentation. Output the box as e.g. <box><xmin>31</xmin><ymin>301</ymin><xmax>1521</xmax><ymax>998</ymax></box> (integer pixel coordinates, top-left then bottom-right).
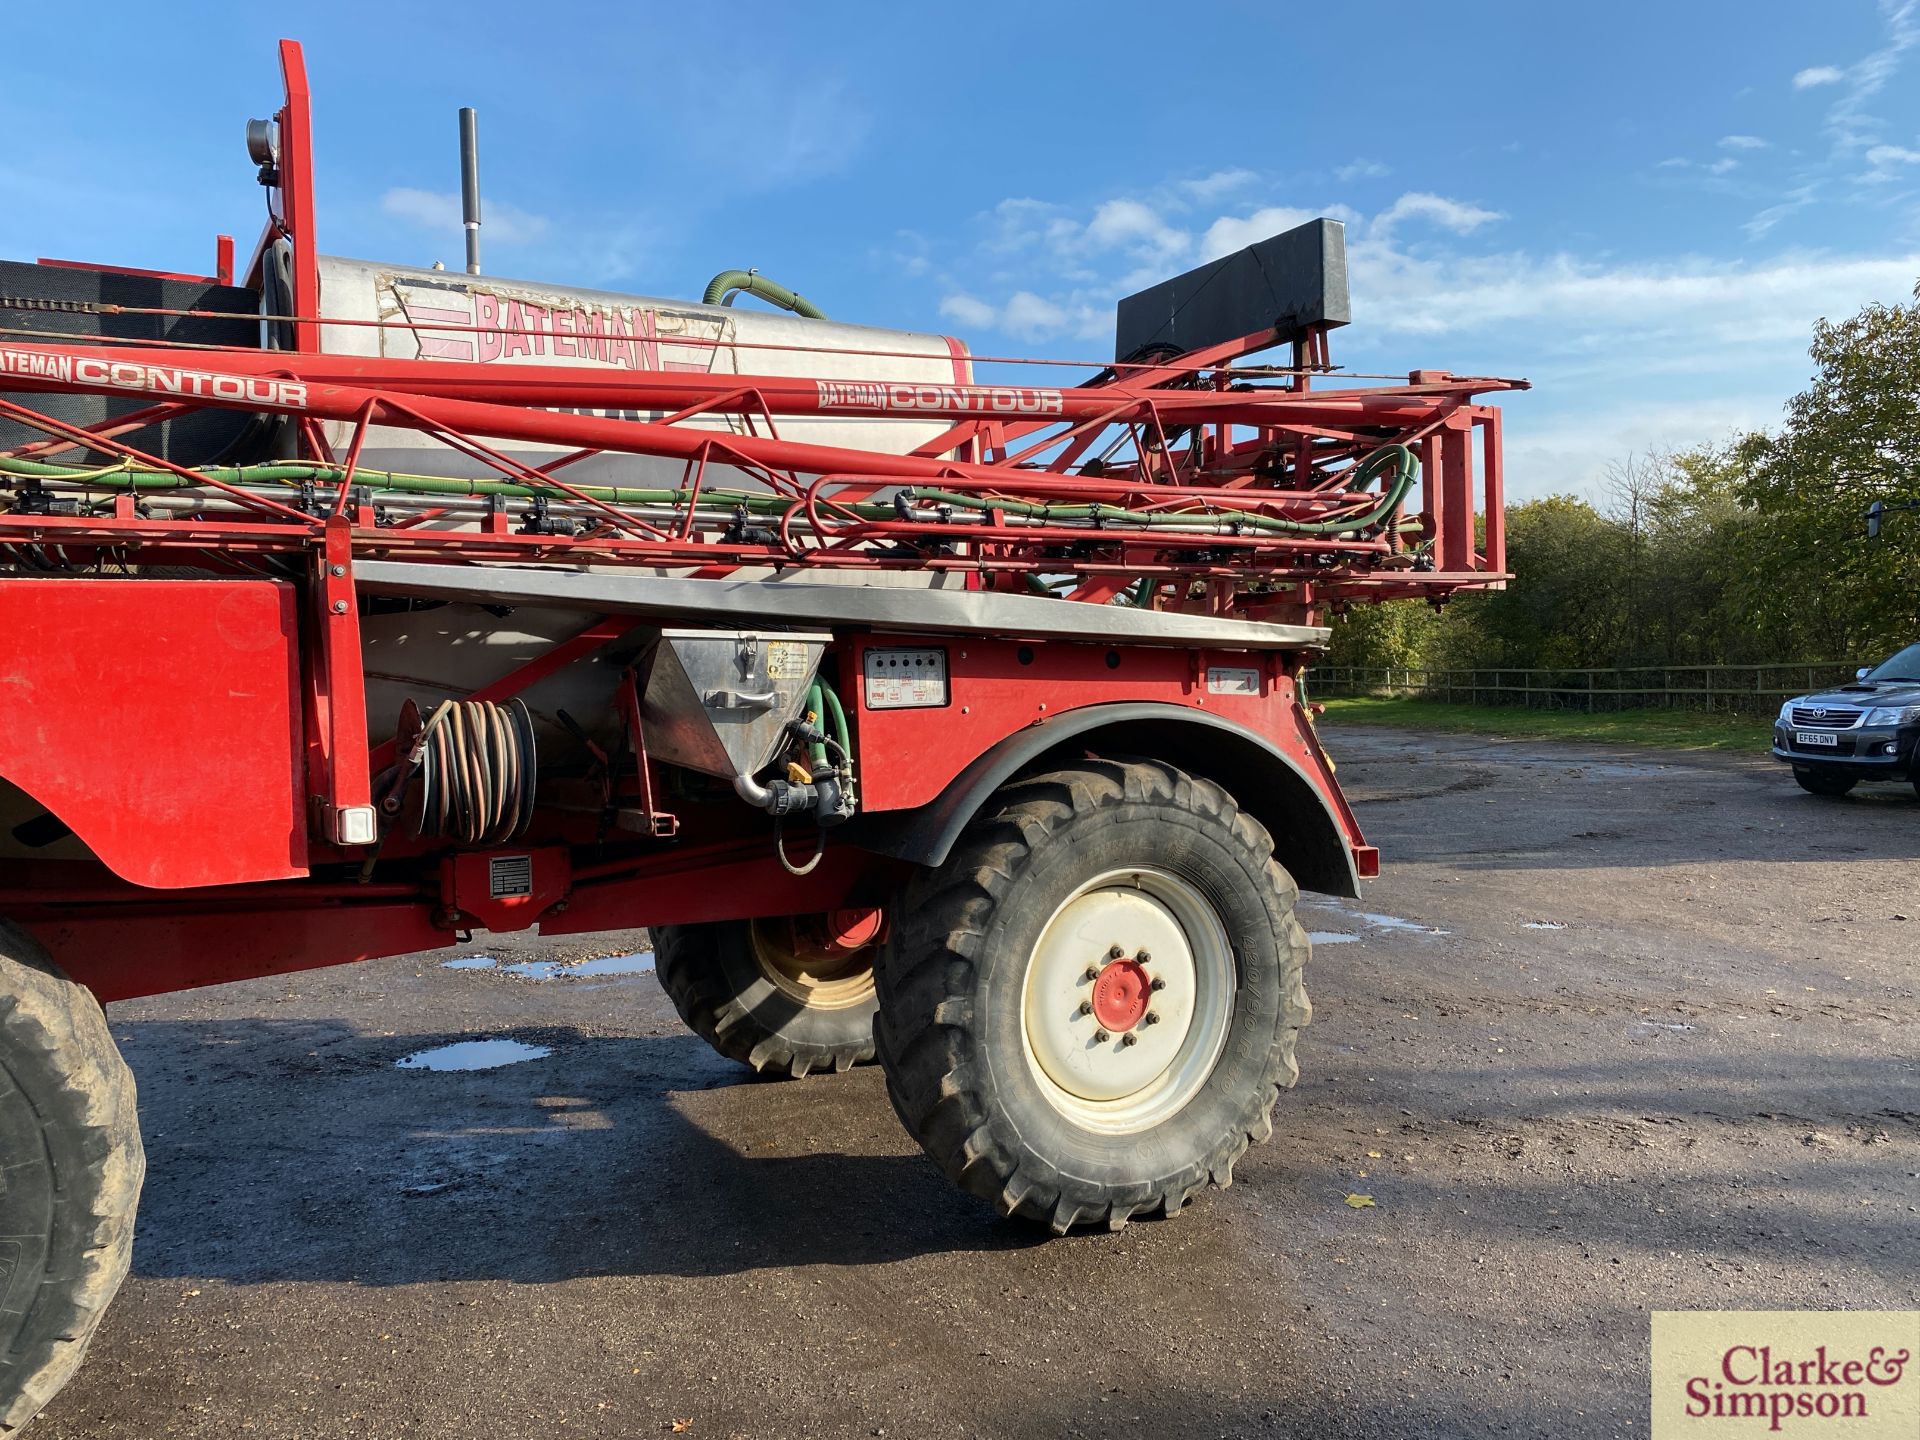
<box><xmin>640</xmin><ymin>629</ymin><xmax>832</xmax><ymax>780</ymax></box>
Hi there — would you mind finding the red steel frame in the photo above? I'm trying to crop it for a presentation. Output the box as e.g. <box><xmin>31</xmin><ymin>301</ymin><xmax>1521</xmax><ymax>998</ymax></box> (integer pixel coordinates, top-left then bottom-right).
<box><xmin>0</xmin><ymin>40</ymin><xmax>1519</xmax><ymax>1001</ymax></box>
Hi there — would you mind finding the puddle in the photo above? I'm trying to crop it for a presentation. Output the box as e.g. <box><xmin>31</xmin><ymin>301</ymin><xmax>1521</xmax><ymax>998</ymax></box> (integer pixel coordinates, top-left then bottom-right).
<box><xmin>441</xmin><ymin>951</ymin><xmax>655</xmax><ymax>980</ymax></box>
<box><xmin>1354</xmin><ymin>911</ymin><xmax>1450</xmax><ymax>937</ymax></box>
<box><xmin>395</xmin><ymin>1038</ymin><xmax>553</xmax><ymax>1072</ymax></box>
<box><xmin>1523</xmin><ymin>922</ymin><xmax>1568</xmax><ymax>931</ymax></box>
<box><xmin>1299</xmin><ymin>900</ymin><xmax>1449</xmax><ymax>937</ymax></box>
<box><xmin>1308</xmin><ymin>931</ymin><xmax>1359</xmax><ymax>946</ymax></box>
<box><xmin>501</xmin><ymin>952</ymin><xmax>655</xmax><ymax>981</ymax></box>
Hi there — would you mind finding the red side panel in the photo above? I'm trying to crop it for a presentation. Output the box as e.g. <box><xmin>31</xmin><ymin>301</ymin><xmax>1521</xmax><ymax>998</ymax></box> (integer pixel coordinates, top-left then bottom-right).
<box><xmin>29</xmin><ymin>899</ymin><xmax>442</xmax><ymax>1003</ymax></box>
<box><xmin>0</xmin><ymin>579</ymin><xmax>308</xmax><ymax>887</ymax></box>
<box><xmin>848</xmin><ymin>637</ymin><xmax>1301</xmax><ymax>812</ymax></box>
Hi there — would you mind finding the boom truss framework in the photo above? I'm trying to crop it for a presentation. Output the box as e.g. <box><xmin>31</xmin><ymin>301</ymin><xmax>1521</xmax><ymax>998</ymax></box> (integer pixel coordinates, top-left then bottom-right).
<box><xmin>0</xmin><ymin>334</ymin><xmax>1517</xmax><ymax>613</ymax></box>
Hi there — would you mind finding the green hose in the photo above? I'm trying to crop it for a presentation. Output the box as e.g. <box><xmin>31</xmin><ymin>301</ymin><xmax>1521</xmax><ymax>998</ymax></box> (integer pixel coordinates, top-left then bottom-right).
<box><xmin>0</xmin><ymin>455</ymin><xmax>899</xmax><ymax>520</ymax></box>
<box><xmin>701</xmin><ymin>270</ymin><xmax>827</xmax><ymax>320</ymax></box>
<box><xmin>802</xmin><ymin>680</ymin><xmax>830</xmax><ymax>773</ymax></box>
<box><xmin>817</xmin><ymin>676</ymin><xmax>851</xmax><ymax>757</ymax></box>
<box><xmin>915</xmin><ymin>444</ymin><xmax>1419</xmax><ymax>537</ymax></box>
<box><xmin>0</xmin><ymin>443</ymin><xmax>1416</xmax><ymax>544</ymax></box>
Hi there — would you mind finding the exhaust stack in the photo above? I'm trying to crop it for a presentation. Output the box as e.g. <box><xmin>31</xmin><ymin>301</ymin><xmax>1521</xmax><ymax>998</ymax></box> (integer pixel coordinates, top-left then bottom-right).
<box><xmin>458</xmin><ymin>107</ymin><xmax>482</xmax><ymax>275</ymax></box>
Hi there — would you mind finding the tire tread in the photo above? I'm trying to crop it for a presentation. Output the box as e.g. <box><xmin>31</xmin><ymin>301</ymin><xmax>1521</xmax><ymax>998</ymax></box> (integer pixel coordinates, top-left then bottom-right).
<box><xmin>873</xmin><ymin>759</ymin><xmax>1310</xmax><ymax>1232</ymax></box>
<box><xmin>0</xmin><ymin>921</ymin><xmax>143</xmax><ymax>1434</ymax></box>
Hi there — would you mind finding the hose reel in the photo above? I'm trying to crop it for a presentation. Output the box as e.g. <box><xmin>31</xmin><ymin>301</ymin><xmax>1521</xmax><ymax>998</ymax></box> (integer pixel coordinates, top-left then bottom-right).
<box><xmin>398</xmin><ymin>698</ymin><xmax>537</xmax><ymax>845</ymax></box>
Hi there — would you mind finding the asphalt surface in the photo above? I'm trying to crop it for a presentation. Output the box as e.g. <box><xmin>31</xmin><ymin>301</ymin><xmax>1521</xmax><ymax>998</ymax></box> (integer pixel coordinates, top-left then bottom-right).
<box><xmin>35</xmin><ymin>726</ymin><xmax>1920</xmax><ymax>1439</ymax></box>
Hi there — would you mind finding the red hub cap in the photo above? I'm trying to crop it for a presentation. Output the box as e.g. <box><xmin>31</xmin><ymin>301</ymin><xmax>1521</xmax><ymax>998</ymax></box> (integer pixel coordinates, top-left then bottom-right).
<box><xmin>1091</xmin><ymin>958</ymin><xmax>1151</xmax><ymax>1031</ymax></box>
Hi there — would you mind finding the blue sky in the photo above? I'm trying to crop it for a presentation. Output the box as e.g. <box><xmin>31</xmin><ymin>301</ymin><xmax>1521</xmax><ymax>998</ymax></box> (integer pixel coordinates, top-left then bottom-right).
<box><xmin>5</xmin><ymin>2</ymin><xmax>1919</xmax><ymax>501</ymax></box>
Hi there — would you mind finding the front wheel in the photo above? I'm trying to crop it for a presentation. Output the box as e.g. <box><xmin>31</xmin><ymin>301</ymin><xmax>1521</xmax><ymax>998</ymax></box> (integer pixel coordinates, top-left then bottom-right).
<box><xmin>1793</xmin><ymin>768</ymin><xmax>1857</xmax><ymax>798</ymax></box>
<box><xmin>874</xmin><ymin>760</ymin><xmax>1310</xmax><ymax>1232</ymax></box>
<box><xmin>0</xmin><ymin>921</ymin><xmax>144</xmax><ymax>1432</ymax></box>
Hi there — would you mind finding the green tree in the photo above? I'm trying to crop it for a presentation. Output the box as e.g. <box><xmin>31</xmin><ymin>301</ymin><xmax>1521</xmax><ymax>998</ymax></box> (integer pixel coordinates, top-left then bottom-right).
<box><xmin>1736</xmin><ymin>286</ymin><xmax>1920</xmax><ymax>659</ymax></box>
<box><xmin>1322</xmin><ymin>281</ymin><xmax>1920</xmax><ymax>676</ymax></box>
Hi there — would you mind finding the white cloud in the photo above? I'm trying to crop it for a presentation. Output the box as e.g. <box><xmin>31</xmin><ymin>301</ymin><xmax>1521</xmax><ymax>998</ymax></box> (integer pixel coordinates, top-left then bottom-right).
<box><xmin>380</xmin><ymin>187</ymin><xmax>550</xmax><ymax>245</ymax></box>
<box><xmin>1372</xmin><ymin>192</ymin><xmax>1504</xmax><ymax>238</ymax></box>
<box><xmin>1719</xmin><ymin>134</ymin><xmax>1768</xmax><ymax>150</ymax></box>
<box><xmin>916</xmin><ymin>174</ymin><xmax>1920</xmax><ymax>505</ymax></box>
<box><xmin>1345</xmin><ymin>245</ymin><xmax>1920</xmax><ymax>342</ymax></box>
<box><xmin>1706</xmin><ymin>157</ymin><xmax>1739</xmax><ymax>175</ymax></box>
<box><xmin>938</xmin><ymin>293</ymin><xmax>997</xmax><ymax>329</ymax></box>
<box><xmin>1178</xmin><ymin>169</ymin><xmax>1258</xmax><ymax>202</ymax></box>
<box><xmin>1083</xmin><ymin>199</ymin><xmax>1188</xmax><ymax>260</ymax></box>
<box><xmin>1818</xmin><ymin>0</ymin><xmax>1918</xmax><ymax>149</ymax></box>
<box><xmin>1743</xmin><ymin>185</ymin><xmax>1819</xmax><ymax>240</ymax></box>
<box><xmin>1200</xmin><ymin>205</ymin><xmax>1349</xmax><ymax>260</ymax></box>
<box><xmin>1657</xmin><ymin>156</ymin><xmax>1690</xmax><ymax>169</ymax></box>
<box><xmin>981</xmin><ymin>197</ymin><xmax>1088</xmax><ymax>261</ymax></box>
<box><xmin>1001</xmin><ymin>291</ymin><xmax>1068</xmax><ymax>338</ymax></box>
<box><xmin>1792</xmin><ymin>65</ymin><xmax>1845</xmax><ymax>88</ymax></box>
<box><xmin>1335</xmin><ymin>158</ymin><xmax>1391</xmax><ymax>182</ymax></box>
<box><xmin>1860</xmin><ymin>142</ymin><xmax>1920</xmax><ymax>182</ymax></box>
<box><xmin>937</xmin><ymin>290</ymin><xmax>1104</xmax><ymax>342</ymax></box>
<box><xmin>1744</xmin><ymin>6</ymin><xmax>1918</xmax><ymax>236</ymax></box>
<box><xmin>1504</xmin><ymin>399</ymin><xmax>1787</xmax><ymax>499</ymax></box>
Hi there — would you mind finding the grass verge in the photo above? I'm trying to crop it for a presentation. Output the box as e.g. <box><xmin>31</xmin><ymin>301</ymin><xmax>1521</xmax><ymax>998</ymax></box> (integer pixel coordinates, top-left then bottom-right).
<box><xmin>1313</xmin><ymin>695</ymin><xmax>1771</xmax><ymax>752</ymax></box>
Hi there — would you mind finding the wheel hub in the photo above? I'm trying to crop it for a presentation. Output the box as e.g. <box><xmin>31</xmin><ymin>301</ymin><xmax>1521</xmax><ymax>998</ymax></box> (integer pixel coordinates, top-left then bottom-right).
<box><xmin>1091</xmin><ymin>957</ymin><xmax>1151</xmax><ymax>1032</ymax></box>
<box><xmin>1020</xmin><ymin>868</ymin><xmax>1235</xmax><ymax>1131</ymax></box>
<box><xmin>748</xmin><ymin>916</ymin><xmax>879</xmax><ymax>1010</ymax></box>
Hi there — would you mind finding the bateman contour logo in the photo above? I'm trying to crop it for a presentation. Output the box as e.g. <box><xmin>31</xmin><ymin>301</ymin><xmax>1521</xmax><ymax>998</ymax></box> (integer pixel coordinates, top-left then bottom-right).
<box><xmin>1652</xmin><ymin>1312</ymin><xmax>1918</xmax><ymax>1437</ymax></box>
<box><xmin>0</xmin><ymin>347</ymin><xmax>308</xmax><ymax>409</ymax></box>
<box><xmin>815</xmin><ymin>379</ymin><xmax>1064</xmax><ymax>416</ymax></box>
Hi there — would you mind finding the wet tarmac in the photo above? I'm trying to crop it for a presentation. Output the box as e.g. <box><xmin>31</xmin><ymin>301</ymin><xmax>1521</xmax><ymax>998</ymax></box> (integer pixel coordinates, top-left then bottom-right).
<box><xmin>35</xmin><ymin>727</ymin><xmax>1919</xmax><ymax>1439</ymax></box>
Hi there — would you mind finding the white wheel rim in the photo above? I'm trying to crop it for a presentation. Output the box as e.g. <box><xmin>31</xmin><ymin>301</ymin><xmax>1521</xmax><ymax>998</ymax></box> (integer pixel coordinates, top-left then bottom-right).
<box><xmin>1019</xmin><ymin>866</ymin><xmax>1235</xmax><ymax>1135</ymax></box>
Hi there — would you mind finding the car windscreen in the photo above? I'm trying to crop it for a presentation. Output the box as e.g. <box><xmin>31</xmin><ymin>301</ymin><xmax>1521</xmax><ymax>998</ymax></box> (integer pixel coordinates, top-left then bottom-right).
<box><xmin>1866</xmin><ymin>642</ymin><xmax>1920</xmax><ymax>682</ymax></box>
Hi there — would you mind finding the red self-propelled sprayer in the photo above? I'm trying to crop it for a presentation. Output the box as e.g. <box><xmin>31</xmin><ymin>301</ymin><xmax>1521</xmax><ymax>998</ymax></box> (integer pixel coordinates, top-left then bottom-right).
<box><xmin>0</xmin><ymin>40</ymin><xmax>1521</xmax><ymax>1427</ymax></box>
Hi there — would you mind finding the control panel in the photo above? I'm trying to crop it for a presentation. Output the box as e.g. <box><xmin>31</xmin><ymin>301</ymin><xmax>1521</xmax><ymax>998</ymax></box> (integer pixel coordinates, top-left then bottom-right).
<box><xmin>862</xmin><ymin>647</ymin><xmax>950</xmax><ymax>709</ymax></box>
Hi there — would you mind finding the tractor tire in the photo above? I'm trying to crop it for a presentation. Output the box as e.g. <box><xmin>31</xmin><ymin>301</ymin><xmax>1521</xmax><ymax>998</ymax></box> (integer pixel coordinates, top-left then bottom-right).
<box><xmin>873</xmin><ymin>759</ymin><xmax>1310</xmax><ymax>1233</ymax></box>
<box><xmin>655</xmin><ymin>918</ymin><xmax>879</xmax><ymax>1078</ymax></box>
<box><xmin>1793</xmin><ymin>768</ymin><xmax>1857</xmax><ymax>798</ymax></box>
<box><xmin>0</xmin><ymin>921</ymin><xmax>143</xmax><ymax>1433</ymax></box>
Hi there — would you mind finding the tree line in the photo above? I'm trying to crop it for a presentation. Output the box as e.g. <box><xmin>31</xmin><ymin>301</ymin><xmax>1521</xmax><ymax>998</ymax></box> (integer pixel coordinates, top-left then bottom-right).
<box><xmin>1328</xmin><ymin>283</ymin><xmax>1920</xmax><ymax>672</ymax></box>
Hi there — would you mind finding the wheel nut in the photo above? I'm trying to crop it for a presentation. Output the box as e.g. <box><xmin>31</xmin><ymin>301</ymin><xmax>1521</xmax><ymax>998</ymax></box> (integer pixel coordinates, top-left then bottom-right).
<box><xmin>1108</xmin><ymin>945</ymin><xmax>1125</xmax><ymax>960</ymax></box>
<box><xmin>1135</xmin><ymin>949</ymin><xmax>1151</xmax><ymax>962</ymax></box>
<box><xmin>1149</xmin><ymin>977</ymin><xmax>1166</xmax><ymax>992</ymax></box>
<box><xmin>1121</xmin><ymin>1032</ymin><xmax>1139</xmax><ymax>1047</ymax></box>
<box><xmin>1078</xmin><ymin>999</ymin><xmax>1093</xmax><ymax>1016</ymax></box>
<box><xmin>1084</xmin><ymin>965</ymin><xmax>1102</xmax><ymax>982</ymax></box>
<box><xmin>1093</xmin><ymin>1028</ymin><xmax>1110</xmax><ymax>1043</ymax></box>
<box><xmin>1143</xmin><ymin>1011</ymin><xmax>1160</xmax><ymax>1025</ymax></box>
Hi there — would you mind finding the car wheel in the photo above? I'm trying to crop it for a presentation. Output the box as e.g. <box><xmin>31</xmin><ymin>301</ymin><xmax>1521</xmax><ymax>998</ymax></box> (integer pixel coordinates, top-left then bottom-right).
<box><xmin>1792</xmin><ymin>768</ymin><xmax>1856</xmax><ymax>798</ymax></box>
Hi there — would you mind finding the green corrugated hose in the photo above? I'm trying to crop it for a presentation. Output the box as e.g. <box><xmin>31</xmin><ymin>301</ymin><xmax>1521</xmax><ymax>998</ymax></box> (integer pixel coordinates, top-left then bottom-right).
<box><xmin>701</xmin><ymin>270</ymin><xmax>827</xmax><ymax>320</ymax></box>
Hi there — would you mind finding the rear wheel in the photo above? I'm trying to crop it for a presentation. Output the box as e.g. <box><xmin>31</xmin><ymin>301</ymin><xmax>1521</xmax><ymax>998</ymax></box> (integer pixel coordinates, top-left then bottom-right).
<box><xmin>1793</xmin><ymin>768</ymin><xmax>1857</xmax><ymax>797</ymax></box>
<box><xmin>874</xmin><ymin>760</ymin><xmax>1310</xmax><ymax>1232</ymax></box>
<box><xmin>655</xmin><ymin>914</ymin><xmax>880</xmax><ymax>1078</ymax></box>
<box><xmin>0</xmin><ymin>921</ymin><xmax>144</xmax><ymax>1433</ymax></box>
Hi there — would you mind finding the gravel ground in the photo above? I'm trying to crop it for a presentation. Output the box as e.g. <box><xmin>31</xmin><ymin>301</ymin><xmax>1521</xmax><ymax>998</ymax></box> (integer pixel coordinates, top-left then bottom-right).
<box><xmin>34</xmin><ymin>726</ymin><xmax>1920</xmax><ymax>1439</ymax></box>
